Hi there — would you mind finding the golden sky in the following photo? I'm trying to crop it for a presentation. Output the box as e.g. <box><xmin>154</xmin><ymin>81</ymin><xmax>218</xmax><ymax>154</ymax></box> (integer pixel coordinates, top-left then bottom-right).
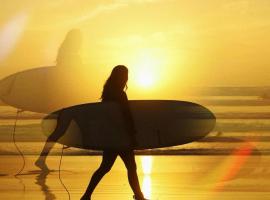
<box><xmin>0</xmin><ymin>0</ymin><xmax>270</xmax><ymax>99</ymax></box>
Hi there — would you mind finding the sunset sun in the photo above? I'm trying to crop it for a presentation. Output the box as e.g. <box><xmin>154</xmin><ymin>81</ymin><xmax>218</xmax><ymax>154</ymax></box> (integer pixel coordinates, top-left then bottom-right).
<box><xmin>136</xmin><ymin>67</ymin><xmax>155</xmax><ymax>87</ymax></box>
<box><xmin>132</xmin><ymin>51</ymin><xmax>162</xmax><ymax>89</ymax></box>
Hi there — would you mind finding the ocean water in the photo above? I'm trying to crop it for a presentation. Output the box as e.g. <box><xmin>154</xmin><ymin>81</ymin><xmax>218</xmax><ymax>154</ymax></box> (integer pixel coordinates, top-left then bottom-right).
<box><xmin>0</xmin><ymin>95</ymin><xmax>270</xmax><ymax>155</ymax></box>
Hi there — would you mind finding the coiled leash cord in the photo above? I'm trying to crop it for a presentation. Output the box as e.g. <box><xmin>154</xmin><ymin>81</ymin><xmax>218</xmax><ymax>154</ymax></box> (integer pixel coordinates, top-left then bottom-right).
<box><xmin>12</xmin><ymin>109</ymin><xmax>25</xmax><ymax>176</ymax></box>
<box><xmin>59</xmin><ymin>144</ymin><xmax>71</xmax><ymax>200</ymax></box>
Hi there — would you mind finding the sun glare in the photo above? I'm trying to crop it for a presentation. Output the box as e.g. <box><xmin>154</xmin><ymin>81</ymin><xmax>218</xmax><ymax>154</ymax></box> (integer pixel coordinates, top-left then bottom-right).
<box><xmin>142</xmin><ymin>175</ymin><xmax>152</xmax><ymax>199</ymax></box>
<box><xmin>0</xmin><ymin>12</ymin><xmax>28</xmax><ymax>62</ymax></box>
<box><xmin>132</xmin><ymin>50</ymin><xmax>163</xmax><ymax>89</ymax></box>
<box><xmin>137</xmin><ymin>68</ymin><xmax>155</xmax><ymax>87</ymax></box>
<box><xmin>141</xmin><ymin>156</ymin><xmax>153</xmax><ymax>174</ymax></box>
<box><xmin>141</xmin><ymin>156</ymin><xmax>153</xmax><ymax>199</ymax></box>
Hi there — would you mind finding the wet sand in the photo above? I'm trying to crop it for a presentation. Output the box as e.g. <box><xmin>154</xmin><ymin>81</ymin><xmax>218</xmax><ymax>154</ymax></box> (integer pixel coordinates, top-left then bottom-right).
<box><xmin>0</xmin><ymin>155</ymin><xmax>270</xmax><ymax>200</ymax></box>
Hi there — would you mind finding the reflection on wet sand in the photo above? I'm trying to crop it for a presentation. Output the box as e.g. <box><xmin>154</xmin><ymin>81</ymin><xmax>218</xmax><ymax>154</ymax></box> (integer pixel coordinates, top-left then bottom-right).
<box><xmin>35</xmin><ymin>171</ymin><xmax>56</xmax><ymax>200</ymax></box>
<box><xmin>16</xmin><ymin>170</ymin><xmax>58</xmax><ymax>200</ymax></box>
<box><xmin>0</xmin><ymin>155</ymin><xmax>269</xmax><ymax>199</ymax></box>
<box><xmin>141</xmin><ymin>156</ymin><xmax>153</xmax><ymax>199</ymax></box>
<box><xmin>142</xmin><ymin>175</ymin><xmax>151</xmax><ymax>199</ymax></box>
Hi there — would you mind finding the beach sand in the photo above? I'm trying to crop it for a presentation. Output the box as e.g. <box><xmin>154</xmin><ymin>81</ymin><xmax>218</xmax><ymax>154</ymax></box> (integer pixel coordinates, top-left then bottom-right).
<box><xmin>0</xmin><ymin>155</ymin><xmax>270</xmax><ymax>200</ymax></box>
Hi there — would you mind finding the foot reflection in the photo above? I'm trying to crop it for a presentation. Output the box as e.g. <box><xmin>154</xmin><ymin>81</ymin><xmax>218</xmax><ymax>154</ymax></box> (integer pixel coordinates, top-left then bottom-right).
<box><xmin>35</xmin><ymin>170</ymin><xmax>56</xmax><ymax>200</ymax></box>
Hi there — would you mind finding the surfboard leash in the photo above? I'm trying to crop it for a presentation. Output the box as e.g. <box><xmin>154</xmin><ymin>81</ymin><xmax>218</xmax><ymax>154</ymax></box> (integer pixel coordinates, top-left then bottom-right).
<box><xmin>12</xmin><ymin>109</ymin><xmax>25</xmax><ymax>176</ymax></box>
<box><xmin>59</xmin><ymin>144</ymin><xmax>71</xmax><ymax>200</ymax></box>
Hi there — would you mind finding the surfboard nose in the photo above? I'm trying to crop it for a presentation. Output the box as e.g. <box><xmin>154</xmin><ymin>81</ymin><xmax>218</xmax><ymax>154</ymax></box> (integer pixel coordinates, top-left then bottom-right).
<box><xmin>0</xmin><ymin>74</ymin><xmax>16</xmax><ymax>97</ymax></box>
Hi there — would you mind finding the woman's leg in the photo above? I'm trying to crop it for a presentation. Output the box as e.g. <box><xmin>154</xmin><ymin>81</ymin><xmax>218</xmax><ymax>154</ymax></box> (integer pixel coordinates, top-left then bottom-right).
<box><xmin>81</xmin><ymin>151</ymin><xmax>118</xmax><ymax>199</ymax></box>
<box><xmin>35</xmin><ymin>110</ymin><xmax>71</xmax><ymax>170</ymax></box>
<box><xmin>119</xmin><ymin>151</ymin><xmax>145</xmax><ymax>199</ymax></box>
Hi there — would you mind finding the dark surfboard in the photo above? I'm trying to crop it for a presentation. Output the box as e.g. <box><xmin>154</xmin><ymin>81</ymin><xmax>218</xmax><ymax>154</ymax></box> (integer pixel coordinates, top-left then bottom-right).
<box><xmin>42</xmin><ymin>100</ymin><xmax>216</xmax><ymax>150</ymax></box>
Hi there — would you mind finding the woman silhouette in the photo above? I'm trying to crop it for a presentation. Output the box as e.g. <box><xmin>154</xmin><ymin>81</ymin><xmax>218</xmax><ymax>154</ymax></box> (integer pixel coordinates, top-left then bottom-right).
<box><xmin>36</xmin><ymin>65</ymin><xmax>148</xmax><ymax>200</ymax></box>
<box><xmin>80</xmin><ymin>65</ymin><xmax>148</xmax><ymax>200</ymax></box>
<box><xmin>35</xmin><ymin>29</ymin><xmax>83</xmax><ymax>170</ymax></box>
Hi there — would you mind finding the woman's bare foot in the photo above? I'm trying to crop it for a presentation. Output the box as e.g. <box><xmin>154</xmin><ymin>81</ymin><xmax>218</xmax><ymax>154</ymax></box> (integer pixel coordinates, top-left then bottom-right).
<box><xmin>35</xmin><ymin>157</ymin><xmax>49</xmax><ymax>172</ymax></box>
<box><xmin>133</xmin><ymin>195</ymin><xmax>150</xmax><ymax>200</ymax></box>
<box><xmin>80</xmin><ymin>194</ymin><xmax>91</xmax><ymax>200</ymax></box>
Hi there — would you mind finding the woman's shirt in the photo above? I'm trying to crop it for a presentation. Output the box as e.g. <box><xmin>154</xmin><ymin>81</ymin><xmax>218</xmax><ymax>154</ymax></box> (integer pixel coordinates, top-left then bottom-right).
<box><xmin>101</xmin><ymin>90</ymin><xmax>136</xmax><ymax>136</ymax></box>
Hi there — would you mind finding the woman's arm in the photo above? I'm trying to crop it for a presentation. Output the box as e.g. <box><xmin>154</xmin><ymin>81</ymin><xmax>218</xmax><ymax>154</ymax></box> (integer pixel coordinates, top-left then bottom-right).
<box><xmin>119</xmin><ymin>92</ymin><xmax>137</xmax><ymax>144</ymax></box>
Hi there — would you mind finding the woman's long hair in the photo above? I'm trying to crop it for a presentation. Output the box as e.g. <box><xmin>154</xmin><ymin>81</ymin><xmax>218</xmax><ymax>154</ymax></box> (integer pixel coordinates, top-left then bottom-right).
<box><xmin>101</xmin><ymin>65</ymin><xmax>128</xmax><ymax>100</ymax></box>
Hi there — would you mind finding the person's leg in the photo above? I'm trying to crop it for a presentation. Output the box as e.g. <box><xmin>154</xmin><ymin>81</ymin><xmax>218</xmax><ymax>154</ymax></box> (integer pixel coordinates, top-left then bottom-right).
<box><xmin>120</xmin><ymin>151</ymin><xmax>145</xmax><ymax>200</ymax></box>
<box><xmin>35</xmin><ymin>110</ymin><xmax>71</xmax><ymax>170</ymax></box>
<box><xmin>81</xmin><ymin>151</ymin><xmax>118</xmax><ymax>199</ymax></box>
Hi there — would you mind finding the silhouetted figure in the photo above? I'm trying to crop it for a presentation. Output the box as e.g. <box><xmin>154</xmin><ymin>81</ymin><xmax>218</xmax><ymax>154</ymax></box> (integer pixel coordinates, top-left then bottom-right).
<box><xmin>52</xmin><ymin>28</ymin><xmax>84</xmax><ymax>107</ymax></box>
<box><xmin>35</xmin><ymin>29</ymin><xmax>83</xmax><ymax>170</ymax></box>
<box><xmin>80</xmin><ymin>65</ymin><xmax>147</xmax><ymax>200</ymax></box>
<box><xmin>36</xmin><ymin>65</ymin><xmax>148</xmax><ymax>200</ymax></box>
